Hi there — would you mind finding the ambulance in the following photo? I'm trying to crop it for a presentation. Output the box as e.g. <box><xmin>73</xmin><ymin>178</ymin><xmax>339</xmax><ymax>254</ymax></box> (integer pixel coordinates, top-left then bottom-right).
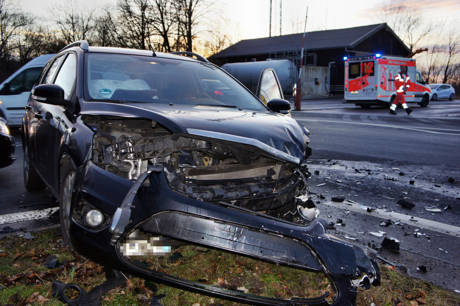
<box><xmin>344</xmin><ymin>54</ymin><xmax>431</xmax><ymax>108</ymax></box>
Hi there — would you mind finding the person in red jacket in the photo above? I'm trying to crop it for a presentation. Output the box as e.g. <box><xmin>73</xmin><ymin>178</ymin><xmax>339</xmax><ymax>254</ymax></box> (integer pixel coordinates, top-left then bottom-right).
<box><xmin>390</xmin><ymin>66</ymin><xmax>412</xmax><ymax>115</ymax></box>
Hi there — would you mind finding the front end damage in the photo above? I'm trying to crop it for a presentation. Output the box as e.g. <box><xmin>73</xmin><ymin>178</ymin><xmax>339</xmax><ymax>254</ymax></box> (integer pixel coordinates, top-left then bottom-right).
<box><xmin>67</xmin><ymin>117</ymin><xmax>379</xmax><ymax>305</ymax></box>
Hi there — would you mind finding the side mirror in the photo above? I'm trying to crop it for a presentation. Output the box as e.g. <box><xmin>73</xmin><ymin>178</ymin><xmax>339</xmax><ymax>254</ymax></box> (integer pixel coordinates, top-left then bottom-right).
<box><xmin>267</xmin><ymin>98</ymin><xmax>291</xmax><ymax>113</ymax></box>
<box><xmin>31</xmin><ymin>84</ymin><xmax>66</xmax><ymax>106</ymax></box>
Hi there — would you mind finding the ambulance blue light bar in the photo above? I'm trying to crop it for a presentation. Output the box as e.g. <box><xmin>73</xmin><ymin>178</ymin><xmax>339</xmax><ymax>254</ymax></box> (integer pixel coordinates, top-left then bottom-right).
<box><xmin>343</xmin><ymin>56</ymin><xmax>348</xmax><ymax>61</ymax></box>
<box><xmin>375</xmin><ymin>53</ymin><xmax>382</xmax><ymax>58</ymax></box>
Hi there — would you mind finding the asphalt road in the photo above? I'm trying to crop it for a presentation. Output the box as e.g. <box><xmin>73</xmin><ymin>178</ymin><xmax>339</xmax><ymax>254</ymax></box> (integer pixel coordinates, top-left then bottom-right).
<box><xmin>292</xmin><ymin>98</ymin><xmax>460</xmax><ymax>291</ymax></box>
<box><xmin>1</xmin><ymin>98</ymin><xmax>459</xmax><ymax>291</ymax></box>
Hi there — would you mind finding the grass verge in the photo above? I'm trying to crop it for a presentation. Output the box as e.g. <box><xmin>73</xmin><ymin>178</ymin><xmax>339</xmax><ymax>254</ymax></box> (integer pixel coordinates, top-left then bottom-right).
<box><xmin>0</xmin><ymin>229</ymin><xmax>459</xmax><ymax>305</ymax></box>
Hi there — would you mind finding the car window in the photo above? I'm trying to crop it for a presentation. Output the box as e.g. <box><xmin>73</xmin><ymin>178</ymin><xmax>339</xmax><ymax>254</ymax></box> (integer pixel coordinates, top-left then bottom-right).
<box><xmin>440</xmin><ymin>85</ymin><xmax>449</xmax><ymax>90</ymax></box>
<box><xmin>44</xmin><ymin>55</ymin><xmax>66</xmax><ymax>84</ymax></box>
<box><xmin>6</xmin><ymin>67</ymin><xmax>42</xmax><ymax>94</ymax></box>
<box><xmin>429</xmin><ymin>85</ymin><xmax>439</xmax><ymax>89</ymax></box>
<box><xmin>85</xmin><ymin>53</ymin><xmax>266</xmax><ymax>111</ymax></box>
<box><xmin>348</xmin><ymin>63</ymin><xmax>360</xmax><ymax>79</ymax></box>
<box><xmin>415</xmin><ymin>72</ymin><xmax>425</xmax><ymax>84</ymax></box>
<box><xmin>258</xmin><ymin>69</ymin><xmax>282</xmax><ymax>104</ymax></box>
<box><xmin>54</xmin><ymin>54</ymin><xmax>77</xmax><ymax>100</ymax></box>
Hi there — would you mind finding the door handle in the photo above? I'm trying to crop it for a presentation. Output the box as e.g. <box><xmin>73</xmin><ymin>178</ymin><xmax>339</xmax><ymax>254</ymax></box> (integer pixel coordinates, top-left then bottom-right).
<box><xmin>34</xmin><ymin>112</ymin><xmax>42</xmax><ymax>119</ymax></box>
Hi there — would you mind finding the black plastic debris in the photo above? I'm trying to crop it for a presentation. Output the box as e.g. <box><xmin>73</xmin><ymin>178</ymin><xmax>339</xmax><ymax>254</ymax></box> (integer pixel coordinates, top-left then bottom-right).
<box><xmin>448</xmin><ymin>177</ymin><xmax>455</xmax><ymax>184</ymax></box>
<box><xmin>399</xmin><ymin>172</ymin><xmax>405</xmax><ymax>176</ymax></box>
<box><xmin>417</xmin><ymin>265</ymin><xmax>427</xmax><ymax>273</ymax></box>
<box><xmin>434</xmin><ymin>184</ymin><xmax>441</xmax><ymax>187</ymax></box>
<box><xmin>336</xmin><ymin>219</ymin><xmax>345</xmax><ymax>226</ymax></box>
<box><xmin>331</xmin><ymin>196</ymin><xmax>345</xmax><ymax>203</ymax></box>
<box><xmin>379</xmin><ymin>220</ymin><xmax>392</xmax><ymax>227</ymax></box>
<box><xmin>367</xmin><ymin>207</ymin><xmax>376</xmax><ymax>213</ymax></box>
<box><xmin>409</xmin><ymin>180</ymin><xmax>415</xmax><ymax>185</ymax></box>
<box><xmin>44</xmin><ymin>255</ymin><xmax>61</xmax><ymax>269</ymax></box>
<box><xmin>325</xmin><ymin>222</ymin><xmax>336</xmax><ymax>230</ymax></box>
<box><xmin>319</xmin><ymin>194</ymin><xmax>325</xmax><ymax>200</ymax></box>
<box><xmin>381</xmin><ymin>237</ymin><xmax>400</xmax><ymax>254</ymax></box>
<box><xmin>397</xmin><ymin>199</ymin><xmax>415</xmax><ymax>210</ymax></box>
<box><xmin>314</xmin><ymin>170</ymin><xmax>320</xmax><ymax>175</ymax></box>
<box><xmin>52</xmin><ymin>269</ymin><xmax>127</xmax><ymax>306</ymax></box>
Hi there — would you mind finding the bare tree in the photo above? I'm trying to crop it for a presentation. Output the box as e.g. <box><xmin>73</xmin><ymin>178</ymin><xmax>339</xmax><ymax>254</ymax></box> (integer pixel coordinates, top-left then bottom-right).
<box><xmin>203</xmin><ymin>30</ymin><xmax>231</xmax><ymax>57</ymax></box>
<box><xmin>56</xmin><ymin>6</ymin><xmax>94</xmax><ymax>44</ymax></box>
<box><xmin>174</xmin><ymin>0</ymin><xmax>205</xmax><ymax>52</ymax></box>
<box><xmin>116</xmin><ymin>0</ymin><xmax>154</xmax><ymax>50</ymax></box>
<box><xmin>15</xmin><ymin>27</ymin><xmax>65</xmax><ymax>64</ymax></box>
<box><xmin>93</xmin><ymin>10</ymin><xmax>118</xmax><ymax>47</ymax></box>
<box><xmin>152</xmin><ymin>0</ymin><xmax>175</xmax><ymax>52</ymax></box>
<box><xmin>0</xmin><ymin>0</ymin><xmax>33</xmax><ymax>61</ymax></box>
<box><xmin>379</xmin><ymin>5</ymin><xmax>432</xmax><ymax>54</ymax></box>
<box><xmin>441</xmin><ymin>31</ymin><xmax>459</xmax><ymax>84</ymax></box>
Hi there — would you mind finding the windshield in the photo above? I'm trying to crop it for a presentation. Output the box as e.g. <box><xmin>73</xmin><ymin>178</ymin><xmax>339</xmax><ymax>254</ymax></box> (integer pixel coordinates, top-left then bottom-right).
<box><xmin>85</xmin><ymin>53</ymin><xmax>265</xmax><ymax>111</ymax></box>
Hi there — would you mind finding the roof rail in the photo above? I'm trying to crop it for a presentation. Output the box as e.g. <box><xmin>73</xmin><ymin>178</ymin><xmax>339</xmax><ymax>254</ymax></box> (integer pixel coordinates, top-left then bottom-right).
<box><xmin>171</xmin><ymin>51</ymin><xmax>209</xmax><ymax>63</ymax></box>
<box><xmin>59</xmin><ymin>40</ymin><xmax>89</xmax><ymax>53</ymax></box>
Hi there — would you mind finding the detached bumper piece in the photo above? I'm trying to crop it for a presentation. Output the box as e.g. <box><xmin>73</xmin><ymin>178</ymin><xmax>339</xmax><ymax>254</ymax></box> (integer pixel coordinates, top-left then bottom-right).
<box><xmin>103</xmin><ymin>170</ymin><xmax>379</xmax><ymax>305</ymax></box>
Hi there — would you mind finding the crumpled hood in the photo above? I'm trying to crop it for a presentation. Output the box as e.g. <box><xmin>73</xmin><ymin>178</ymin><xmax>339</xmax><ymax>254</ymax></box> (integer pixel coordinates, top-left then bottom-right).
<box><xmin>81</xmin><ymin>102</ymin><xmax>308</xmax><ymax>164</ymax></box>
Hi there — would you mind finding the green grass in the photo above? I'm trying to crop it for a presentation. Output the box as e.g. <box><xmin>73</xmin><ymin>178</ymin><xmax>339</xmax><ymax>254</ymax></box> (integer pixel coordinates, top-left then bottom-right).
<box><xmin>0</xmin><ymin>229</ymin><xmax>459</xmax><ymax>305</ymax></box>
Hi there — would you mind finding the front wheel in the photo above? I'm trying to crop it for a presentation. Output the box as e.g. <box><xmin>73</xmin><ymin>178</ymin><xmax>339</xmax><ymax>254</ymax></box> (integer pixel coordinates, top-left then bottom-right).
<box><xmin>418</xmin><ymin>95</ymin><xmax>430</xmax><ymax>107</ymax></box>
<box><xmin>60</xmin><ymin>169</ymin><xmax>76</xmax><ymax>250</ymax></box>
<box><xmin>432</xmin><ymin>94</ymin><xmax>437</xmax><ymax>101</ymax></box>
<box><xmin>23</xmin><ymin>144</ymin><xmax>46</xmax><ymax>192</ymax></box>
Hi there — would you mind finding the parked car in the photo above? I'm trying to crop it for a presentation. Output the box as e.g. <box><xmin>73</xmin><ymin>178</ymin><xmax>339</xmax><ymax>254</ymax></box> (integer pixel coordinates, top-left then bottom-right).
<box><xmin>0</xmin><ymin>117</ymin><xmax>15</xmax><ymax>168</ymax></box>
<box><xmin>429</xmin><ymin>84</ymin><xmax>456</xmax><ymax>101</ymax></box>
<box><xmin>23</xmin><ymin>41</ymin><xmax>379</xmax><ymax>304</ymax></box>
<box><xmin>0</xmin><ymin>54</ymin><xmax>55</xmax><ymax>126</ymax></box>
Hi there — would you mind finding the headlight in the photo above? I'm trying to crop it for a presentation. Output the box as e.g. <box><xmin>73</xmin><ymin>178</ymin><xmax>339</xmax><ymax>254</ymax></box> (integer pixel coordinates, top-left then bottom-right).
<box><xmin>0</xmin><ymin>120</ymin><xmax>10</xmax><ymax>135</ymax></box>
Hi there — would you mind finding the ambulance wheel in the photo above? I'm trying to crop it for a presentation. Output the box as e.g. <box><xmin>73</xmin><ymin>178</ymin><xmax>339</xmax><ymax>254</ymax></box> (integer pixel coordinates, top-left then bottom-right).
<box><xmin>418</xmin><ymin>95</ymin><xmax>430</xmax><ymax>107</ymax></box>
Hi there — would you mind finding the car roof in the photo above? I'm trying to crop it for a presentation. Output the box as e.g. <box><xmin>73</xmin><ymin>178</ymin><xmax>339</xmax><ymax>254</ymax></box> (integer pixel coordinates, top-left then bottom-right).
<box><xmin>86</xmin><ymin>46</ymin><xmax>199</xmax><ymax>62</ymax></box>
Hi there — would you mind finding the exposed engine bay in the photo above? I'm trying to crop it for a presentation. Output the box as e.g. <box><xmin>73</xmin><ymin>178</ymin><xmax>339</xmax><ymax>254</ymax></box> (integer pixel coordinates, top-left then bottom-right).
<box><xmin>87</xmin><ymin>117</ymin><xmax>316</xmax><ymax>224</ymax></box>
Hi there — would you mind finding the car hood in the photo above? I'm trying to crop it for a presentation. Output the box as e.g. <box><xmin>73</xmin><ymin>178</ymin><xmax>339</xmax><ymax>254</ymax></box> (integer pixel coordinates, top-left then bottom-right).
<box><xmin>81</xmin><ymin>102</ymin><xmax>308</xmax><ymax>164</ymax></box>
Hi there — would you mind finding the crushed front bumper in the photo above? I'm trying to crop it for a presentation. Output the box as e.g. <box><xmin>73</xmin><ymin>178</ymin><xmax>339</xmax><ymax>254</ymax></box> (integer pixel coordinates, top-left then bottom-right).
<box><xmin>71</xmin><ymin>162</ymin><xmax>379</xmax><ymax>305</ymax></box>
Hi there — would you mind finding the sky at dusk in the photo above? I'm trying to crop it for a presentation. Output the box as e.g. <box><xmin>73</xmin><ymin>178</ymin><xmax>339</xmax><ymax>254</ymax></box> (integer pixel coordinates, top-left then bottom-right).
<box><xmin>15</xmin><ymin>0</ymin><xmax>459</xmax><ymax>42</ymax></box>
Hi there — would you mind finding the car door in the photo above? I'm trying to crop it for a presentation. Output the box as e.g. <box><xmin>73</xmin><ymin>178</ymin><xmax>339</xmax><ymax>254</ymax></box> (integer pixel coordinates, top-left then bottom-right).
<box><xmin>33</xmin><ymin>53</ymin><xmax>77</xmax><ymax>192</ymax></box>
<box><xmin>439</xmin><ymin>85</ymin><xmax>449</xmax><ymax>99</ymax></box>
<box><xmin>256</xmin><ymin>68</ymin><xmax>283</xmax><ymax>104</ymax></box>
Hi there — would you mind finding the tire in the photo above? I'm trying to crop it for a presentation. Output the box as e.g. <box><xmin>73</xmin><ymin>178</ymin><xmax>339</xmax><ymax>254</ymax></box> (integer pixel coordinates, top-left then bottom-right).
<box><xmin>432</xmin><ymin>94</ymin><xmax>437</xmax><ymax>101</ymax></box>
<box><xmin>23</xmin><ymin>144</ymin><xmax>46</xmax><ymax>192</ymax></box>
<box><xmin>449</xmin><ymin>93</ymin><xmax>454</xmax><ymax>101</ymax></box>
<box><xmin>418</xmin><ymin>95</ymin><xmax>430</xmax><ymax>107</ymax></box>
<box><xmin>60</xmin><ymin>167</ymin><xmax>76</xmax><ymax>250</ymax></box>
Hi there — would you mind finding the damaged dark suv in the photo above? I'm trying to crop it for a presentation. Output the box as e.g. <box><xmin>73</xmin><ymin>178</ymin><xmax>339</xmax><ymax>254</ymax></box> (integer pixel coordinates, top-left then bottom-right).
<box><xmin>23</xmin><ymin>41</ymin><xmax>379</xmax><ymax>305</ymax></box>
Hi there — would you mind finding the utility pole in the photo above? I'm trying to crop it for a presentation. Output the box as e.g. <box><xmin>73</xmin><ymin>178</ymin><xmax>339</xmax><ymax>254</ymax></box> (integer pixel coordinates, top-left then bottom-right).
<box><xmin>269</xmin><ymin>0</ymin><xmax>272</xmax><ymax>37</ymax></box>
<box><xmin>295</xmin><ymin>6</ymin><xmax>308</xmax><ymax>111</ymax></box>
<box><xmin>280</xmin><ymin>0</ymin><xmax>282</xmax><ymax>35</ymax></box>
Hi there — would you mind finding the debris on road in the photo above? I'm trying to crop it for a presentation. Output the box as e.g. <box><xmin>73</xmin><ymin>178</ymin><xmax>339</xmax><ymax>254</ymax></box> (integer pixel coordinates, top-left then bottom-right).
<box><xmin>344</xmin><ymin>235</ymin><xmax>358</xmax><ymax>241</ymax></box>
<box><xmin>336</xmin><ymin>218</ymin><xmax>345</xmax><ymax>226</ymax></box>
<box><xmin>417</xmin><ymin>266</ymin><xmax>427</xmax><ymax>273</ymax></box>
<box><xmin>409</xmin><ymin>180</ymin><xmax>415</xmax><ymax>185</ymax></box>
<box><xmin>424</xmin><ymin>206</ymin><xmax>443</xmax><ymax>213</ymax></box>
<box><xmin>380</xmin><ymin>220</ymin><xmax>393</xmax><ymax>227</ymax></box>
<box><xmin>381</xmin><ymin>237</ymin><xmax>400</xmax><ymax>254</ymax></box>
<box><xmin>399</xmin><ymin>172</ymin><xmax>405</xmax><ymax>176</ymax></box>
<box><xmin>314</xmin><ymin>170</ymin><xmax>320</xmax><ymax>175</ymax></box>
<box><xmin>331</xmin><ymin>196</ymin><xmax>345</xmax><ymax>202</ymax></box>
<box><xmin>316</xmin><ymin>183</ymin><xmax>326</xmax><ymax>187</ymax></box>
<box><xmin>397</xmin><ymin>199</ymin><xmax>415</xmax><ymax>210</ymax></box>
<box><xmin>448</xmin><ymin>177</ymin><xmax>455</xmax><ymax>184</ymax></box>
<box><xmin>369</xmin><ymin>231</ymin><xmax>386</xmax><ymax>238</ymax></box>
<box><xmin>325</xmin><ymin>222</ymin><xmax>336</xmax><ymax>230</ymax></box>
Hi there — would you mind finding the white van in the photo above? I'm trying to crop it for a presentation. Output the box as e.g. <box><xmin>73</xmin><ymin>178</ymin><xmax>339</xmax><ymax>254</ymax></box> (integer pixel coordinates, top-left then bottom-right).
<box><xmin>0</xmin><ymin>54</ymin><xmax>55</xmax><ymax>126</ymax></box>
